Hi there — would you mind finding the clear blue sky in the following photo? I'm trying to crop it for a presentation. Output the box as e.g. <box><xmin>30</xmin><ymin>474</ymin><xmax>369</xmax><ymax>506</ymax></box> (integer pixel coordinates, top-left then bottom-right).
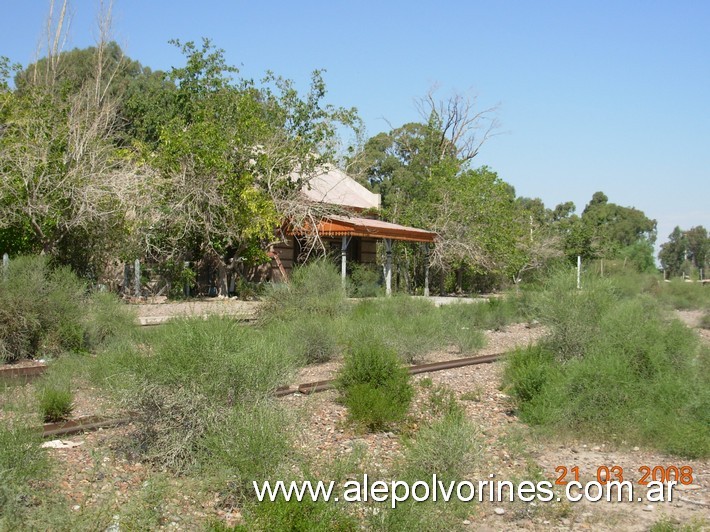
<box><xmin>2</xmin><ymin>1</ymin><xmax>708</xmax><ymax>252</ymax></box>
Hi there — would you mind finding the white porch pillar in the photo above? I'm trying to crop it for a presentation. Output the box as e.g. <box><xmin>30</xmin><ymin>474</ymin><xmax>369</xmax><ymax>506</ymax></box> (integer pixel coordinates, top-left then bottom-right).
<box><xmin>423</xmin><ymin>243</ymin><xmax>430</xmax><ymax>297</ymax></box>
<box><xmin>384</xmin><ymin>238</ymin><xmax>393</xmax><ymax>296</ymax></box>
<box><xmin>341</xmin><ymin>236</ymin><xmax>350</xmax><ymax>287</ymax></box>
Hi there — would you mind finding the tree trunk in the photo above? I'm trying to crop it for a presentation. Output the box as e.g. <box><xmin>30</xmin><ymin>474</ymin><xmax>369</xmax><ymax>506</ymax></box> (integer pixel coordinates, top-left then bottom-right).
<box><xmin>217</xmin><ymin>259</ymin><xmax>228</xmax><ymax>297</ymax></box>
<box><xmin>456</xmin><ymin>266</ymin><xmax>464</xmax><ymax>293</ymax></box>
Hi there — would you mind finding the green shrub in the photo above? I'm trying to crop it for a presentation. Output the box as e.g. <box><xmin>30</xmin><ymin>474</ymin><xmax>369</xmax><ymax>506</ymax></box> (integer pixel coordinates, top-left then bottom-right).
<box><xmin>0</xmin><ymin>256</ymin><xmax>87</xmax><ymax>362</ymax></box>
<box><xmin>349</xmin><ymin>297</ymin><xmax>449</xmax><ymax>363</ymax></box>
<box><xmin>369</xmin><ymin>499</ymin><xmax>469</xmax><ymax>532</ymax></box>
<box><xmin>348</xmin><ymin>263</ymin><xmax>381</xmax><ymax>298</ymax></box>
<box><xmin>93</xmin><ymin>317</ymin><xmax>300</xmax><ymax>471</ymax></box>
<box><xmin>261</xmin><ymin>260</ymin><xmax>347</xmax><ymax>323</ymax></box>
<box><xmin>533</xmin><ymin>270</ymin><xmax>618</xmax><ymax>360</ymax></box>
<box><xmin>203</xmin><ymin>402</ymin><xmax>296</xmax><ymax>495</ymax></box>
<box><xmin>0</xmin><ymin>255</ymin><xmax>133</xmax><ymax>362</ymax></box>
<box><xmin>439</xmin><ymin>296</ymin><xmax>525</xmax><ymax>332</ymax></box>
<box><xmin>37</xmin><ymin>384</ymin><xmax>74</xmax><ymax>422</ymax></box>
<box><xmin>504</xmin><ymin>276</ymin><xmax>710</xmax><ymax>458</ymax></box>
<box><xmin>655</xmin><ymin>279</ymin><xmax>710</xmax><ymax>310</ymax></box>
<box><xmin>83</xmin><ymin>291</ymin><xmax>136</xmax><ymax>349</ymax></box>
<box><xmin>287</xmin><ymin>317</ymin><xmax>341</xmax><ymax>364</ymax></box>
<box><xmin>337</xmin><ymin>342</ymin><xmax>413</xmax><ymax>431</ymax></box>
<box><xmin>401</xmin><ymin>409</ymin><xmax>479</xmax><ymax>483</ymax></box>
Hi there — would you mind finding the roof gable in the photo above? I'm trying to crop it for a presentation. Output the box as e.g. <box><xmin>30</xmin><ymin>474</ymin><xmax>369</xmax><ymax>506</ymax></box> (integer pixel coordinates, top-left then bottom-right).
<box><xmin>299</xmin><ymin>166</ymin><xmax>380</xmax><ymax>210</ymax></box>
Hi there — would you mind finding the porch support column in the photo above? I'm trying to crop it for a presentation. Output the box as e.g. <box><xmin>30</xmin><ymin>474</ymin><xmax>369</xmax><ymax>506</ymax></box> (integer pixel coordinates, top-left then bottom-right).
<box><xmin>341</xmin><ymin>236</ymin><xmax>350</xmax><ymax>287</ymax></box>
<box><xmin>384</xmin><ymin>238</ymin><xmax>393</xmax><ymax>296</ymax></box>
<box><xmin>423</xmin><ymin>243</ymin><xmax>430</xmax><ymax>297</ymax></box>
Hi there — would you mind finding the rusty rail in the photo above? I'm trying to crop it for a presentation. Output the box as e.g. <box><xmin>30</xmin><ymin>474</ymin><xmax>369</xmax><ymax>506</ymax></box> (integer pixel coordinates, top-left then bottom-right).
<box><xmin>0</xmin><ymin>363</ymin><xmax>47</xmax><ymax>382</ymax></box>
<box><xmin>280</xmin><ymin>352</ymin><xmax>506</xmax><ymax>397</ymax></box>
<box><xmin>42</xmin><ymin>415</ymin><xmax>131</xmax><ymax>438</ymax></box>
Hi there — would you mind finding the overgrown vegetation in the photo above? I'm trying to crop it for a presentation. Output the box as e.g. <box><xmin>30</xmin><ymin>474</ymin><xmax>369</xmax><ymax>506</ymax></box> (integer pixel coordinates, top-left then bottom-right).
<box><xmin>0</xmin><ymin>424</ymin><xmax>52</xmax><ymax>527</ymax></box>
<box><xmin>337</xmin><ymin>341</ymin><xmax>414</xmax><ymax>431</ymax></box>
<box><xmin>261</xmin><ymin>260</ymin><xmax>348</xmax><ymax>323</ymax></box>
<box><xmin>90</xmin><ymin>316</ymin><xmax>299</xmax><ymax>474</ymax></box>
<box><xmin>0</xmin><ymin>256</ymin><xmax>135</xmax><ymax>362</ymax></box>
<box><xmin>504</xmin><ymin>270</ymin><xmax>710</xmax><ymax>458</ymax></box>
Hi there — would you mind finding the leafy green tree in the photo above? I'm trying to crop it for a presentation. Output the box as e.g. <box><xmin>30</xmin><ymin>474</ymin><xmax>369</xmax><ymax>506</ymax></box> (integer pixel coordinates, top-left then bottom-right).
<box><xmin>142</xmin><ymin>39</ymin><xmax>359</xmax><ymax>293</ymax></box>
<box><xmin>0</xmin><ymin>39</ymin><xmax>141</xmax><ymax>276</ymax></box>
<box><xmin>685</xmin><ymin>226</ymin><xmax>709</xmax><ymax>273</ymax></box>
<box><xmin>659</xmin><ymin>227</ymin><xmax>688</xmax><ymax>277</ymax></box>
<box><xmin>578</xmin><ymin>191</ymin><xmax>656</xmax><ymax>269</ymax></box>
<box><xmin>659</xmin><ymin>226</ymin><xmax>709</xmax><ymax>278</ymax></box>
<box><xmin>15</xmin><ymin>42</ymin><xmax>177</xmax><ymax>148</ymax></box>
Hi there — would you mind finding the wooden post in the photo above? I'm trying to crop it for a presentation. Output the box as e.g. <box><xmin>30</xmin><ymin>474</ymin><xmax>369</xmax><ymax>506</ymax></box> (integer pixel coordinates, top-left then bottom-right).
<box><xmin>577</xmin><ymin>255</ymin><xmax>581</xmax><ymax>290</ymax></box>
<box><xmin>134</xmin><ymin>259</ymin><xmax>141</xmax><ymax>298</ymax></box>
<box><xmin>384</xmin><ymin>238</ymin><xmax>393</xmax><ymax>296</ymax></box>
<box><xmin>423</xmin><ymin>243</ymin><xmax>430</xmax><ymax>297</ymax></box>
<box><xmin>184</xmin><ymin>261</ymin><xmax>191</xmax><ymax>298</ymax></box>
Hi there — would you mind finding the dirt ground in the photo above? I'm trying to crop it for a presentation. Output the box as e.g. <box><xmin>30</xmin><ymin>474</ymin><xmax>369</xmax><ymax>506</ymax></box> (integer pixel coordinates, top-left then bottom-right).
<box><xmin>5</xmin><ymin>302</ymin><xmax>709</xmax><ymax>530</ymax></box>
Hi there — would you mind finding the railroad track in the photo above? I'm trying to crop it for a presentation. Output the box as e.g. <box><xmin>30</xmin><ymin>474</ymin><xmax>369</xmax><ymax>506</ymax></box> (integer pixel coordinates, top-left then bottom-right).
<box><xmin>273</xmin><ymin>352</ymin><xmax>505</xmax><ymax>396</ymax></box>
<box><xmin>0</xmin><ymin>363</ymin><xmax>47</xmax><ymax>382</ymax></box>
<box><xmin>37</xmin><ymin>352</ymin><xmax>505</xmax><ymax>438</ymax></box>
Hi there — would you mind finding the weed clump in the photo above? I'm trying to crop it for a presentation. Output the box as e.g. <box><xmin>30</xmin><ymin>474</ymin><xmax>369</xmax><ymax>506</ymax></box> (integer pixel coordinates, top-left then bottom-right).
<box><xmin>238</xmin><ymin>496</ymin><xmax>358</xmax><ymax>531</ymax></box>
<box><xmin>337</xmin><ymin>341</ymin><xmax>413</xmax><ymax>431</ymax></box>
<box><xmin>401</xmin><ymin>408</ymin><xmax>479</xmax><ymax>483</ymax></box>
<box><xmin>37</xmin><ymin>384</ymin><xmax>74</xmax><ymax>422</ymax></box>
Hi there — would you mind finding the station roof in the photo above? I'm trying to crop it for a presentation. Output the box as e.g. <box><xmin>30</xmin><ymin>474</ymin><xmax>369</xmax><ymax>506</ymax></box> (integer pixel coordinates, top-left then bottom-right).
<box><xmin>290</xmin><ymin>215</ymin><xmax>436</xmax><ymax>243</ymax></box>
<box><xmin>296</xmin><ymin>166</ymin><xmax>381</xmax><ymax>211</ymax></box>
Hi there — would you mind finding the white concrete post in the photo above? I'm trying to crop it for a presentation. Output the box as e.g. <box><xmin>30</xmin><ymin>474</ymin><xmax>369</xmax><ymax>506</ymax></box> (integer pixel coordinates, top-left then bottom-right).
<box><xmin>341</xmin><ymin>236</ymin><xmax>349</xmax><ymax>287</ymax></box>
<box><xmin>577</xmin><ymin>255</ymin><xmax>581</xmax><ymax>290</ymax></box>
<box><xmin>385</xmin><ymin>238</ymin><xmax>393</xmax><ymax>296</ymax></box>
<box><xmin>134</xmin><ymin>259</ymin><xmax>141</xmax><ymax>298</ymax></box>
<box><xmin>2</xmin><ymin>253</ymin><xmax>8</xmax><ymax>281</ymax></box>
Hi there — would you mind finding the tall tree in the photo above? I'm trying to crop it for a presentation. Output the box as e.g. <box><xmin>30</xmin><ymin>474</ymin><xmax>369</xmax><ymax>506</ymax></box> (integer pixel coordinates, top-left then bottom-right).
<box><xmin>141</xmin><ymin>39</ymin><xmax>359</xmax><ymax>293</ymax></box>
<box><xmin>0</xmin><ymin>4</ymin><xmax>143</xmax><ymax>277</ymax></box>
<box><xmin>659</xmin><ymin>225</ymin><xmax>709</xmax><ymax>277</ymax></box>
<box><xmin>579</xmin><ymin>191</ymin><xmax>657</xmax><ymax>270</ymax></box>
<box><xmin>659</xmin><ymin>226</ymin><xmax>689</xmax><ymax>277</ymax></box>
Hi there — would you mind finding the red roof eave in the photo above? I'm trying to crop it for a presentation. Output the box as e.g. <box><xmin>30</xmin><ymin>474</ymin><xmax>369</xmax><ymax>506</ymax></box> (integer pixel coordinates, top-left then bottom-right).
<box><xmin>288</xmin><ymin>216</ymin><xmax>436</xmax><ymax>243</ymax></box>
